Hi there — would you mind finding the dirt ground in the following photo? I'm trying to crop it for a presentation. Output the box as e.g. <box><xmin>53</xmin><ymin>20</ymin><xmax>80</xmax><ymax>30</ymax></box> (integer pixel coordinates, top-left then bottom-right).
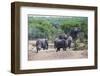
<box><xmin>28</xmin><ymin>47</ymin><xmax>88</xmax><ymax>61</ymax></box>
<box><xmin>28</xmin><ymin>40</ymin><xmax>88</xmax><ymax>61</ymax></box>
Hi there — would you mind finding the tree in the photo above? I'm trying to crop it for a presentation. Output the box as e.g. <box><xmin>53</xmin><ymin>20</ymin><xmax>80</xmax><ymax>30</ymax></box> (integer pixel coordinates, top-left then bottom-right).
<box><xmin>28</xmin><ymin>16</ymin><xmax>88</xmax><ymax>41</ymax></box>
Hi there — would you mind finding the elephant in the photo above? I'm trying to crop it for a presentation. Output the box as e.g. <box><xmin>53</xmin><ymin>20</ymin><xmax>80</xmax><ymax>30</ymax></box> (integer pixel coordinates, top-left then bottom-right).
<box><xmin>54</xmin><ymin>37</ymin><xmax>67</xmax><ymax>52</ymax></box>
<box><xmin>70</xmin><ymin>27</ymin><xmax>81</xmax><ymax>40</ymax></box>
<box><xmin>54</xmin><ymin>34</ymin><xmax>73</xmax><ymax>52</ymax></box>
<box><xmin>36</xmin><ymin>39</ymin><xmax>48</xmax><ymax>53</ymax></box>
<box><xmin>66</xmin><ymin>35</ymin><xmax>73</xmax><ymax>49</ymax></box>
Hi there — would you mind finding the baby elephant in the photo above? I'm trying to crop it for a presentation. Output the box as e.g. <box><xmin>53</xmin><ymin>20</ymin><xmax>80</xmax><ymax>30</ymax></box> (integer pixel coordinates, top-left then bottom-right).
<box><xmin>36</xmin><ymin>39</ymin><xmax>48</xmax><ymax>53</ymax></box>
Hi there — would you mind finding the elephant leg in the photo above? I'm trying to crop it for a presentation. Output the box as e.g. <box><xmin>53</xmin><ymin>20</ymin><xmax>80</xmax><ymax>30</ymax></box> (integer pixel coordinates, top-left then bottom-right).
<box><xmin>63</xmin><ymin>48</ymin><xmax>66</xmax><ymax>51</ymax></box>
<box><xmin>46</xmin><ymin>47</ymin><xmax>48</xmax><ymax>50</ymax></box>
<box><xmin>36</xmin><ymin>48</ymin><xmax>40</xmax><ymax>53</ymax></box>
<box><xmin>43</xmin><ymin>47</ymin><xmax>45</xmax><ymax>50</ymax></box>
<box><xmin>69</xmin><ymin>42</ymin><xmax>71</xmax><ymax>49</ymax></box>
<box><xmin>56</xmin><ymin>48</ymin><xmax>60</xmax><ymax>52</ymax></box>
<box><xmin>69</xmin><ymin>44</ymin><xmax>71</xmax><ymax>49</ymax></box>
<box><xmin>36</xmin><ymin>48</ymin><xmax>39</xmax><ymax>53</ymax></box>
<box><xmin>46</xmin><ymin>45</ymin><xmax>48</xmax><ymax>49</ymax></box>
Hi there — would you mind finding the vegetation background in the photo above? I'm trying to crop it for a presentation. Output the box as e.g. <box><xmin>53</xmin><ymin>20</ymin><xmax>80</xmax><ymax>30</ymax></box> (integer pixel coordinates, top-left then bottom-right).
<box><xmin>28</xmin><ymin>15</ymin><xmax>88</xmax><ymax>42</ymax></box>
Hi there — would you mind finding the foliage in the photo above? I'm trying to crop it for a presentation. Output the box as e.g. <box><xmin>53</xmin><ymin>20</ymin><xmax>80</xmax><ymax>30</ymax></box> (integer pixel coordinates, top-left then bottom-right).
<box><xmin>28</xmin><ymin>16</ymin><xmax>88</xmax><ymax>41</ymax></box>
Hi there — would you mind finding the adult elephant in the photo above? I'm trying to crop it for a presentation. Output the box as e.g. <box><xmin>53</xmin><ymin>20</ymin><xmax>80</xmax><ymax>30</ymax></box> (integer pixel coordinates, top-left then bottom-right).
<box><xmin>70</xmin><ymin>27</ymin><xmax>81</xmax><ymax>49</ymax></box>
<box><xmin>54</xmin><ymin>34</ymin><xmax>73</xmax><ymax>52</ymax></box>
<box><xmin>66</xmin><ymin>35</ymin><xmax>73</xmax><ymax>49</ymax></box>
<box><xmin>36</xmin><ymin>39</ymin><xmax>48</xmax><ymax>53</ymax></box>
<box><xmin>70</xmin><ymin>27</ymin><xmax>81</xmax><ymax>40</ymax></box>
<box><xmin>54</xmin><ymin>36</ymin><xmax>67</xmax><ymax>52</ymax></box>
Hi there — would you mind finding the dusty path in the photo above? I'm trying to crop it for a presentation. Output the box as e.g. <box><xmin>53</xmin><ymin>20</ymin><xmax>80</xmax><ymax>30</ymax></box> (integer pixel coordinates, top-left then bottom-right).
<box><xmin>28</xmin><ymin>40</ymin><xmax>88</xmax><ymax>61</ymax></box>
<box><xmin>28</xmin><ymin>49</ymin><xmax>88</xmax><ymax>61</ymax></box>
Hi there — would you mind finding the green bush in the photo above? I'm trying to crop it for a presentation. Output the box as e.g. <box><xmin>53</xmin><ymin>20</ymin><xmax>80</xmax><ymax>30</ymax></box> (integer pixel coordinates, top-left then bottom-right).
<box><xmin>28</xmin><ymin>16</ymin><xmax>88</xmax><ymax>41</ymax></box>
